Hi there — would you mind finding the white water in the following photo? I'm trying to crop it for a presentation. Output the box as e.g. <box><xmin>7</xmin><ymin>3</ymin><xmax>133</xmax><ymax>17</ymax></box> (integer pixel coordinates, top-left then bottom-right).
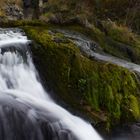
<box><xmin>0</xmin><ymin>28</ymin><xmax>102</xmax><ymax>140</ymax></box>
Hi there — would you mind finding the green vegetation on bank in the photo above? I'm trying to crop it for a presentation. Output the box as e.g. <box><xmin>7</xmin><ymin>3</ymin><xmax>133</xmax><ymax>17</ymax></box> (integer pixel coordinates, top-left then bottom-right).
<box><xmin>43</xmin><ymin>0</ymin><xmax>140</xmax><ymax>31</ymax></box>
<box><xmin>23</xmin><ymin>25</ymin><xmax>140</xmax><ymax>131</ymax></box>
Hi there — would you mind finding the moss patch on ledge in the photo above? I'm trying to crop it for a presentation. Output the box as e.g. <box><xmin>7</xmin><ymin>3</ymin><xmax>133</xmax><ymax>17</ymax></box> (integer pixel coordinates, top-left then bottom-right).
<box><xmin>23</xmin><ymin>26</ymin><xmax>140</xmax><ymax>131</ymax></box>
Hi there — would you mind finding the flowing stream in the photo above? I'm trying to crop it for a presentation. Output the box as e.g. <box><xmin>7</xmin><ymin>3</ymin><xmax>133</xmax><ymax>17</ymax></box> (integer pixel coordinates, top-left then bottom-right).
<box><xmin>0</xmin><ymin>28</ymin><xmax>103</xmax><ymax>140</ymax></box>
<box><xmin>58</xmin><ymin>30</ymin><xmax>140</xmax><ymax>73</ymax></box>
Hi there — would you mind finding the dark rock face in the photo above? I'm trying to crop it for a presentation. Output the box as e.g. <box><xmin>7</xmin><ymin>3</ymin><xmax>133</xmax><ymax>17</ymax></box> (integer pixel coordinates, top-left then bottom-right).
<box><xmin>22</xmin><ymin>0</ymin><xmax>37</xmax><ymax>19</ymax></box>
<box><xmin>23</xmin><ymin>0</ymin><xmax>32</xmax><ymax>7</ymax></box>
<box><xmin>43</xmin><ymin>0</ymin><xmax>48</xmax><ymax>2</ymax></box>
<box><xmin>23</xmin><ymin>0</ymin><xmax>48</xmax><ymax>8</ymax></box>
<box><xmin>22</xmin><ymin>0</ymin><xmax>47</xmax><ymax>19</ymax></box>
<box><xmin>109</xmin><ymin>123</ymin><xmax>140</xmax><ymax>140</ymax></box>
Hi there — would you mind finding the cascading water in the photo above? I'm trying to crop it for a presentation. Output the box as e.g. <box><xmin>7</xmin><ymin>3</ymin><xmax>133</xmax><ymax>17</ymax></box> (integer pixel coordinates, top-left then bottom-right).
<box><xmin>0</xmin><ymin>28</ymin><xmax>102</xmax><ymax>140</ymax></box>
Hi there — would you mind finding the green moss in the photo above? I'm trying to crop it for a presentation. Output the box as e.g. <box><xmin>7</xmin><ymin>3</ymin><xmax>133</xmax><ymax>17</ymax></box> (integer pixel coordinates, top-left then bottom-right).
<box><xmin>129</xmin><ymin>95</ymin><xmax>140</xmax><ymax>119</ymax></box>
<box><xmin>121</xmin><ymin>94</ymin><xmax>140</xmax><ymax>123</ymax></box>
<box><xmin>22</xmin><ymin>26</ymin><xmax>140</xmax><ymax>131</ymax></box>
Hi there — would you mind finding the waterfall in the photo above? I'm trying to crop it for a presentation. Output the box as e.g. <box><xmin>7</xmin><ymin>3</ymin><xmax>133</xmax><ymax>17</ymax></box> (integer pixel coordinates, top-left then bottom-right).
<box><xmin>0</xmin><ymin>28</ymin><xmax>102</xmax><ymax>140</ymax></box>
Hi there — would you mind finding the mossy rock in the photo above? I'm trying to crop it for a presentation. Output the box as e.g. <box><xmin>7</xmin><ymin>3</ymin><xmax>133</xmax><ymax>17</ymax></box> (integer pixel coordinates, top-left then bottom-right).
<box><xmin>55</xmin><ymin>23</ymin><xmax>140</xmax><ymax>64</ymax></box>
<box><xmin>23</xmin><ymin>26</ymin><xmax>140</xmax><ymax>131</ymax></box>
<box><xmin>121</xmin><ymin>95</ymin><xmax>140</xmax><ymax>122</ymax></box>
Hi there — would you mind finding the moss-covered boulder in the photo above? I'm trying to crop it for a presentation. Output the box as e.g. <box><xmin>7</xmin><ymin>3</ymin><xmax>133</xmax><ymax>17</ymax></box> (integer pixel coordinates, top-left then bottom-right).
<box><xmin>23</xmin><ymin>26</ymin><xmax>140</xmax><ymax>131</ymax></box>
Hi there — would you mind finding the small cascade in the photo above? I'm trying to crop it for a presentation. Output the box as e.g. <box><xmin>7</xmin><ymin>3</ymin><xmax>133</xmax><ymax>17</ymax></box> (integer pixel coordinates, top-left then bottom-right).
<box><xmin>58</xmin><ymin>29</ymin><xmax>140</xmax><ymax>73</ymax></box>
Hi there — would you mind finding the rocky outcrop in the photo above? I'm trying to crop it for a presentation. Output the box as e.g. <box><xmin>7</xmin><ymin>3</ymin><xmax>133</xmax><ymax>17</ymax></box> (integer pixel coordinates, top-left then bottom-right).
<box><xmin>4</xmin><ymin>4</ymin><xmax>23</xmax><ymax>20</ymax></box>
<box><xmin>0</xmin><ymin>0</ymin><xmax>23</xmax><ymax>21</ymax></box>
<box><xmin>23</xmin><ymin>25</ymin><xmax>140</xmax><ymax>132</ymax></box>
<box><xmin>41</xmin><ymin>0</ymin><xmax>140</xmax><ymax>32</ymax></box>
<box><xmin>0</xmin><ymin>0</ymin><xmax>47</xmax><ymax>20</ymax></box>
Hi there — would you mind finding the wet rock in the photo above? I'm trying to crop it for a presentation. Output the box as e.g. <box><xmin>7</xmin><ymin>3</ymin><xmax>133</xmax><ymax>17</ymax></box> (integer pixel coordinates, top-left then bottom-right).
<box><xmin>53</xmin><ymin>37</ymin><xmax>69</xmax><ymax>43</ymax></box>
<box><xmin>48</xmin><ymin>30</ymin><xmax>55</xmax><ymax>35</ymax></box>
<box><xmin>89</xmin><ymin>41</ymin><xmax>102</xmax><ymax>52</ymax></box>
<box><xmin>109</xmin><ymin>123</ymin><xmax>140</xmax><ymax>140</ymax></box>
<box><xmin>53</xmin><ymin>37</ymin><xmax>64</xmax><ymax>43</ymax></box>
